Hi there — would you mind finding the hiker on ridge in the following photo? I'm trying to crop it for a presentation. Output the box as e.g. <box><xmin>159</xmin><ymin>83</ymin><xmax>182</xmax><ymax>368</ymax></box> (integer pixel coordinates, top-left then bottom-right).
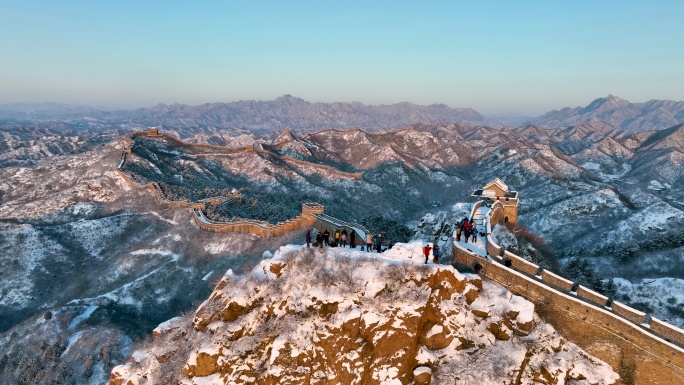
<box><xmin>432</xmin><ymin>244</ymin><xmax>441</xmax><ymax>263</ymax></box>
<box><xmin>316</xmin><ymin>231</ymin><xmax>323</xmax><ymax>248</ymax></box>
<box><xmin>471</xmin><ymin>222</ymin><xmax>477</xmax><ymax>243</ymax></box>
<box><xmin>323</xmin><ymin>229</ymin><xmax>330</xmax><ymax>246</ymax></box>
<box><xmin>423</xmin><ymin>243</ymin><xmax>432</xmax><ymax>264</ymax></box>
<box><xmin>341</xmin><ymin>229</ymin><xmax>348</xmax><ymax>247</ymax></box>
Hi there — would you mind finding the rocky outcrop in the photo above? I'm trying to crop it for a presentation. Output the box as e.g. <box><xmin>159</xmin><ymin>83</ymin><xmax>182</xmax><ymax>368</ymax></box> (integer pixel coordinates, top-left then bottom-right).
<box><xmin>109</xmin><ymin>244</ymin><xmax>618</xmax><ymax>384</ymax></box>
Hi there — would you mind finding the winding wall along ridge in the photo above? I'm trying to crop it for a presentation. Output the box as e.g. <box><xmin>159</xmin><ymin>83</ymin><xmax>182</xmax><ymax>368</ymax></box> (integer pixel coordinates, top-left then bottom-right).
<box><xmin>456</xmin><ymin>200</ymin><xmax>684</xmax><ymax>384</ymax></box>
<box><xmin>132</xmin><ymin>129</ymin><xmax>362</xmax><ymax>180</ymax></box>
<box><xmin>117</xmin><ymin>129</ymin><xmax>364</xmax><ymax>238</ymax></box>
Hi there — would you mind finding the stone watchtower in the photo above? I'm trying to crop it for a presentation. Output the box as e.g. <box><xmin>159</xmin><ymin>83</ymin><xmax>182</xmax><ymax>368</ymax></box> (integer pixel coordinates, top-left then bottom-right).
<box><xmin>301</xmin><ymin>203</ymin><xmax>325</xmax><ymax>227</ymax></box>
<box><xmin>470</xmin><ymin>178</ymin><xmax>519</xmax><ymax>223</ymax></box>
<box><xmin>148</xmin><ymin>126</ymin><xmax>161</xmax><ymax>136</ymax></box>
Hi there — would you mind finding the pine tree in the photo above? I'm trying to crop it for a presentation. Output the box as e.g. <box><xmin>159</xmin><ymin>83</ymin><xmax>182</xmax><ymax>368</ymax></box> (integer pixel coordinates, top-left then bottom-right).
<box><xmin>604</xmin><ymin>278</ymin><xmax>618</xmax><ymax>298</ymax></box>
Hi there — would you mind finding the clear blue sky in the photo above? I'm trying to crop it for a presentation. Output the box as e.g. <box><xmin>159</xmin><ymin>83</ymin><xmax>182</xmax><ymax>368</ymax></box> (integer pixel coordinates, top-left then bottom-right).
<box><xmin>1</xmin><ymin>1</ymin><xmax>683</xmax><ymax>115</ymax></box>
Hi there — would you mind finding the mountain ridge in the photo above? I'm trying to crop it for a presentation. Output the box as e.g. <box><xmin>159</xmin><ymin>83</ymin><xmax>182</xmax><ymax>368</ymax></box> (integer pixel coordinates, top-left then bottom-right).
<box><xmin>4</xmin><ymin>94</ymin><xmax>684</xmax><ymax>132</ymax></box>
<box><xmin>529</xmin><ymin>95</ymin><xmax>684</xmax><ymax>131</ymax></box>
<box><xmin>1</xmin><ymin>95</ymin><xmax>502</xmax><ymax>132</ymax></box>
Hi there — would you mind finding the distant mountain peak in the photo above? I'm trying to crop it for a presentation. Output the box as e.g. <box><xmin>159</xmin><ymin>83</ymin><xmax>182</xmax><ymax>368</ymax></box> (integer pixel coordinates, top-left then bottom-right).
<box><xmin>531</xmin><ymin>95</ymin><xmax>684</xmax><ymax>132</ymax></box>
<box><xmin>107</xmin><ymin>96</ymin><xmax>503</xmax><ymax>131</ymax></box>
<box><xmin>274</xmin><ymin>94</ymin><xmax>307</xmax><ymax>104</ymax></box>
<box><xmin>604</xmin><ymin>94</ymin><xmax>625</xmax><ymax>101</ymax></box>
<box><xmin>582</xmin><ymin>95</ymin><xmax>630</xmax><ymax>113</ymax></box>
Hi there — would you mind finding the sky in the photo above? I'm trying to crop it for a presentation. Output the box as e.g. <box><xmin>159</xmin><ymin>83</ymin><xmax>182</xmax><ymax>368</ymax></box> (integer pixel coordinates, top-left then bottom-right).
<box><xmin>1</xmin><ymin>1</ymin><xmax>683</xmax><ymax>115</ymax></box>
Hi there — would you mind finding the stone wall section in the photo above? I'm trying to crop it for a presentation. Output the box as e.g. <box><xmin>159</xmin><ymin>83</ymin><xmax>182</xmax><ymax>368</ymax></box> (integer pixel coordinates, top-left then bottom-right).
<box><xmin>611</xmin><ymin>301</ymin><xmax>647</xmax><ymax>325</ymax></box>
<box><xmin>576</xmin><ymin>285</ymin><xmax>609</xmax><ymax>307</ymax></box>
<box><xmin>454</xmin><ymin>198</ymin><xmax>684</xmax><ymax>384</ymax></box>
<box><xmin>650</xmin><ymin>318</ymin><xmax>684</xmax><ymax>347</ymax></box>
<box><xmin>485</xmin><ymin>233</ymin><xmax>502</xmax><ymax>259</ymax></box>
<box><xmin>504</xmin><ymin>251</ymin><xmax>540</xmax><ymax>276</ymax></box>
<box><xmin>117</xmin><ymin>129</ymin><xmax>364</xmax><ymax>238</ymax></box>
<box><xmin>279</xmin><ymin>155</ymin><xmax>363</xmax><ymax>180</ymax></box>
<box><xmin>541</xmin><ymin>270</ymin><xmax>574</xmax><ymax>291</ymax></box>
<box><xmin>131</xmin><ymin>129</ymin><xmax>362</xmax><ymax>180</ymax></box>
<box><xmin>454</xmin><ymin>246</ymin><xmax>684</xmax><ymax>384</ymax></box>
<box><xmin>192</xmin><ymin>203</ymin><xmax>324</xmax><ymax>238</ymax></box>
<box><xmin>489</xmin><ymin>201</ymin><xmax>504</xmax><ymax>225</ymax></box>
<box><xmin>468</xmin><ymin>200</ymin><xmax>484</xmax><ymax>223</ymax></box>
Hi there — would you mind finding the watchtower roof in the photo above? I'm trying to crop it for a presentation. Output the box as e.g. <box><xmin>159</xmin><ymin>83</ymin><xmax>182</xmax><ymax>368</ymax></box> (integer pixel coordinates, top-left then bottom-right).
<box><xmin>483</xmin><ymin>178</ymin><xmax>509</xmax><ymax>193</ymax></box>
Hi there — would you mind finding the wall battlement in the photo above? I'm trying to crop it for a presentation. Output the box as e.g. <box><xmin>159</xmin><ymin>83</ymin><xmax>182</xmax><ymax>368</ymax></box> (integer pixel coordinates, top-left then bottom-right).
<box><xmin>455</xmin><ymin>183</ymin><xmax>684</xmax><ymax>384</ymax></box>
<box><xmin>116</xmin><ymin>129</ymin><xmax>363</xmax><ymax>238</ymax></box>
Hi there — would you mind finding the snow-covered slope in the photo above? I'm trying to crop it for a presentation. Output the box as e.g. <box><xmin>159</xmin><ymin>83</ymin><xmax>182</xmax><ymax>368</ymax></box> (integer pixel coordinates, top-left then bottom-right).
<box><xmin>110</xmin><ymin>244</ymin><xmax>618</xmax><ymax>385</ymax></box>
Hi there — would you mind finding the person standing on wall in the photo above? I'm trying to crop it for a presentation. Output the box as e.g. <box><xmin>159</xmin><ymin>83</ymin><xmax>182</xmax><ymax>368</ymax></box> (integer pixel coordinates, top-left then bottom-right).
<box><xmin>366</xmin><ymin>232</ymin><xmax>373</xmax><ymax>251</ymax></box>
<box><xmin>341</xmin><ymin>229</ymin><xmax>348</xmax><ymax>247</ymax></box>
<box><xmin>423</xmin><ymin>243</ymin><xmax>432</xmax><ymax>264</ymax></box>
<box><xmin>456</xmin><ymin>223</ymin><xmax>462</xmax><ymax>242</ymax></box>
<box><xmin>334</xmin><ymin>229</ymin><xmax>340</xmax><ymax>247</ymax></box>
<box><xmin>306</xmin><ymin>230</ymin><xmax>311</xmax><ymax>248</ymax></box>
<box><xmin>350</xmin><ymin>229</ymin><xmax>356</xmax><ymax>248</ymax></box>
<box><xmin>432</xmin><ymin>244</ymin><xmax>441</xmax><ymax>263</ymax></box>
<box><xmin>376</xmin><ymin>233</ymin><xmax>383</xmax><ymax>253</ymax></box>
<box><xmin>471</xmin><ymin>222</ymin><xmax>477</xmax><ymax>243</ymax></box>
<box><xmin>316</xmin><ymin>231</ymin><xmax>323</xmax><ymax>248</ymax></box>
<box><xmin>323</xmin><ymin>229</ymin><xmax>330</xmax><ymax>246</ymax></box>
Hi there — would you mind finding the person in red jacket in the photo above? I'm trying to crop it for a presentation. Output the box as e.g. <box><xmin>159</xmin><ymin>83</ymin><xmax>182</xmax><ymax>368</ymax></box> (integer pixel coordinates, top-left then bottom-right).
<box><xmin>423</xmin><ymin>243</ymin><xmax>432</xmax><ymax>264</ymax></box>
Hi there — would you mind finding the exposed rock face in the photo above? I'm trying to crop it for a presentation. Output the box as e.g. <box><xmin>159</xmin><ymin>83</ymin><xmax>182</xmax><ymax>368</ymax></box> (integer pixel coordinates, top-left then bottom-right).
<box><xmin>109</xmin><ymin>244</ymin><xmax>618</xmax><ymax>384</ymax></box>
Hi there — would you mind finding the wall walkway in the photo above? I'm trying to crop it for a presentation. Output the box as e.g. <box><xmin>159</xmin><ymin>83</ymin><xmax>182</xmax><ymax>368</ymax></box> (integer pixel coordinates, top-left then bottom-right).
<box><xmin>453</xmin><ymin>200</ymin><xmax>684</xmax><ymax>384</ymax></box>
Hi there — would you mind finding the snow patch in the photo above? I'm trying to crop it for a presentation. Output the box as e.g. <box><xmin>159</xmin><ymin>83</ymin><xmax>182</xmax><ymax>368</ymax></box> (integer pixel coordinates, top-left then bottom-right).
<box><xmin>68</xmin><ymin>305</ymin><xmax>99</xmax><ymax>329</ymax></box>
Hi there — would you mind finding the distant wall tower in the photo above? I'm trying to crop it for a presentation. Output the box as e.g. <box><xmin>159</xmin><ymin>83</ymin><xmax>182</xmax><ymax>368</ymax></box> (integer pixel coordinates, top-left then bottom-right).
<box><xmin>470</xmin><ymin>178</ymin><xmax>519</xmax><ymax>223</ymax></box>
<box><xmin>301</xmin><ymin>203</ymin><xmax>325</xmax><ymax>226</ymax></box>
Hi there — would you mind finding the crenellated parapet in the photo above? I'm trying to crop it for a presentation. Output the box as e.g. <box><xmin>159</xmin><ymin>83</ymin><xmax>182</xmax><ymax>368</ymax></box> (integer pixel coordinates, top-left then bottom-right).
<box><xmin>454</xmin><ymin>182</ymin><xmax>684</xmax><ymax>383</ymax></box>
<box><xmin>191</xmin><ymin>203</ymin><xmax>325</xmax><ymax>237</ymax></box>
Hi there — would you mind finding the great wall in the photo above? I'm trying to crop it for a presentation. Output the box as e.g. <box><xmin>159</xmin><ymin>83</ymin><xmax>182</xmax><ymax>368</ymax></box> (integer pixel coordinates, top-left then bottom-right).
<box><xmin>454</xmin><ymin>179</ymin><xmax>684</xmax><ymax>384</ymax></box>
<box><xmin>117</xmin><ymin>127</ymin><xmax>371</xmax><ymax>243</ymax></box>
<box><xmin>117</xmin><ymin>128</ymin><xmax>684</xmax><ymax>383</ymax></box>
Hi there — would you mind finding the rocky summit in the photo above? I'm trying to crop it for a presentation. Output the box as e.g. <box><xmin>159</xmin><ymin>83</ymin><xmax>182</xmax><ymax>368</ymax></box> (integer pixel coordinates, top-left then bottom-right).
<box><xmin>109</xmin><ymin>244</ymin><xmax>618</xmax><ymax>385</ymax></box>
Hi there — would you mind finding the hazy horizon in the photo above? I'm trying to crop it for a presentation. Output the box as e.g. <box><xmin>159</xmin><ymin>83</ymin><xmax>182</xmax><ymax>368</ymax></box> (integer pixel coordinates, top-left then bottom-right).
<box><xmin>2</xmin><ymin>1</ymin><xmax>683</xmax><ymax>115</ymax></box>
<box><xmin>2</xmin><ymin>93</ymin><xmax>681</xmax><ymax>120</ymax></box>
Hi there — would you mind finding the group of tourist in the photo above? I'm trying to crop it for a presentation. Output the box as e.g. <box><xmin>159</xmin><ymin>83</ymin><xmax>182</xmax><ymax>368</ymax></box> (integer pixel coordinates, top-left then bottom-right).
<box><xmin>365</xmin><ymin>232</ymin><xmax>385</xmax><ymax>253</ymax></box>
<box><xmin>455</xmin><ymin>218</ymin><xmax>478</xmax><ymax>244</ymax></box>
<box><xmin>422</xmin><ymin>243</ymin><xmax>441</xmax><ymax>264</ymax></box>
<box><xmin>306</xmin><ymin>228</ymin><xmax>355</xmax><ymax>249</ymax></box>
<box><xmin>306</xmin><ymin>228</ymin><xmax>392</xmax><ymax>253</ymax></box>
<box><xmin>304</xmin><ymin>217</ymin><xmax>478</xmax><ymax>265</ymax></box>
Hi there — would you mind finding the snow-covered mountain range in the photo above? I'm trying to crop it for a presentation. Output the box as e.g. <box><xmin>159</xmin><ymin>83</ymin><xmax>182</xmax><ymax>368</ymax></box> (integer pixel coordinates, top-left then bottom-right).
<box><xmin>528</xmin><ymin>95</ymin><xmax>684</xmax><ymax>132</ymax></box>
<box><xmin>2</xmin><ymin>117</ymin><xmax>684</xmax><ymax>383</ymax></box>
<box><xmin>0</xmin><ymin>95</ymin><xmax>501</xmax><ymax>132</ymax></box>
<box><xmin>3</xmin><ymin>94</ymin><xmax>684</xmax><ymax>133</ymax></box>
